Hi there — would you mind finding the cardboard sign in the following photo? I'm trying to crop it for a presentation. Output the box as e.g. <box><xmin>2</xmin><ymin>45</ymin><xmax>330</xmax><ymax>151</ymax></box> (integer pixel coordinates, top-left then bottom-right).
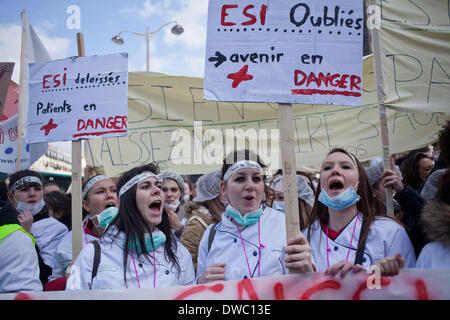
<box><xmin>371</xmin><ymin>0</ymin><xmax>450</xmax><ymax>114</ymax></box>
<box><xmin>27</xmin><ymin>53</ymin><xmax>128</xmax><ymax>143</ymax></box>
<box><xmin>204</xmin><ymin>0</ymin><xmax>363</xmax><ymax>106</ymax></box>
<box><xmin>0</xmin><ymin>114</ymin><xmax>47</xmax><ymax>174</ymax></box>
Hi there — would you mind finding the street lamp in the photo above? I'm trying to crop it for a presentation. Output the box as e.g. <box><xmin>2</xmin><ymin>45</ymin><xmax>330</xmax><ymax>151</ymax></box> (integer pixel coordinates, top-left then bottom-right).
<box><xmin>111</xmin><ymin>21</ymin><xmax>184</xmax><ymax>72</ymax></box>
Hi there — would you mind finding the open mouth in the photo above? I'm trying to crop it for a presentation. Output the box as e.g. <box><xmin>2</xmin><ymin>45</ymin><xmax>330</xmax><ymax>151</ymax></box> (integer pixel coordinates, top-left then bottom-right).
<box><xmin>244</xmin><ymin>195</ymin><xmax>255</xmax><ymax>202</ymax></box>
<box><xmin>149</xmin><ymin>200</ymin><xmax>162</xmax><ymax>212</ymax></box>
<box><xmin>105</xmin><ymin>203</ymin><xmax>116</xmax><ymax>209</ymax></box>
<box><xmin>329</xmin><ymin>180</ymin><xmax>344</xmax><ymax>191</ymax></box>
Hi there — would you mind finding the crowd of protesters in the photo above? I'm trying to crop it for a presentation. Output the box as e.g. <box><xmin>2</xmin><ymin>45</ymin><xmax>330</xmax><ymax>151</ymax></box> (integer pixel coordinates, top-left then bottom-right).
<box><xmin>1</xmin><ymin>121</ymin><xmax>449</xmax><ymax>293</ymax></box>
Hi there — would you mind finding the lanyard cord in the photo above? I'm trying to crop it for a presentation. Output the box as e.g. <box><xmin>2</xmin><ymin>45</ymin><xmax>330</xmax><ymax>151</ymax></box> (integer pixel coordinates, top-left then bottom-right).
<box><xmin>130</xmin><ymin>251</ymin><xmax>141</xmax><ymax>288</ymax></box>
<box><xmin>130</xmin><ymin>250</ymin><xmax>157</xmax><ymax>289</ymax></box>
<box><xmin>83</xmin><ymin>219</ymin><xmax>89</xmax><ymax>245</ymax></box>
<box><xmin>326</xmin><ymin>211</ymin><xmax>360</xmax><ymax>268</ymax></box>
<box><xmin>234</xmin><ymin>219</ymin><xmax>263</xmax><ymax>278</ymax></box>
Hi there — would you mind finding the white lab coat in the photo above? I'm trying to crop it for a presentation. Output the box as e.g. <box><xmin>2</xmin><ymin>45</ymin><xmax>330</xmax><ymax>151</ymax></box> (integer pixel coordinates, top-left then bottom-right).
<box><xmin>66</xmin><ymin>226</ymin><xmax>195</xmax><ymax>290</ymax></box>
<box><xmin>50</xmin><ymin>219</ymin><xmax>99</xmax><ymax>281</ymax></box>
<box><xmin>0</xmin><ymin>230</ymin><xmax>42</xmax><ymax>292</ymax></box>
<box><xmin>304</xmin><ymin>214</ymin><xmax>416</xmax><ymax>271</ymax></box>
<box><xmin>196</xmin><ymin>207</ymin><xmax>288</xmax><ymax>281</ymax></box>
<box><xmin>31</xmin><ymin>216</ymin><xmax>68</xmax><ymax>269</ymax></box>
<box><xmin>416</xmin><ymin>242</ymin><xmax>450</xmax><ymax>269</ymax></box>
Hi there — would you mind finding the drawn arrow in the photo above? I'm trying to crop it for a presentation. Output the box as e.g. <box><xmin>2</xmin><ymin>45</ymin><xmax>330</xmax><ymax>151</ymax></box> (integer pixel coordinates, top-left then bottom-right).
<box><xmin>208</xmin><ymin>51</ymin><xmax>227</xmax><ymax>68</ymax></box>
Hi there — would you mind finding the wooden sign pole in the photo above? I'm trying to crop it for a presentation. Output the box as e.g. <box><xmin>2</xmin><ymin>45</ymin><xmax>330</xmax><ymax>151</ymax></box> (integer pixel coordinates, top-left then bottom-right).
<box><xmin>16</xmin><ymin>9</ymin><xmax>27</xmax><ymax>171</ymax></box>
<box><xmin>378</xmin><ymin>105</ymin><xmax>394</xmax><ymax>216</ymax></box>
<box><xmin>369</xmin><ymin>0</ymin><xmax>395</xmax><ymax>217</ymax></box>
<box><xmin>71</xmin><ymin>32</ymin><xmax>85</xmax><ymax>261</ymax></box>
<box><xmin>278</xmin><ymin>103</ymin><xmax>301</xmax><ymax>273</ymax></box>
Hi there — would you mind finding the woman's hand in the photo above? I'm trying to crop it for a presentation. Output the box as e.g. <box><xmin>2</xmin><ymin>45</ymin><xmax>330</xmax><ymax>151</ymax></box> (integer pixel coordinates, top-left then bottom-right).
<box><xmin>197</xmin><ymin>263</ymin><xmax>226</xmax><ymax>284</ymax></box>
<box><xmin>166</xmin><ymin>208</ymin><xmax>183</xmax><ymax>232</ymax></box>
<box><xmin>324</xmin><ymin>260</ymin><xmax>365</xmax><ymax>278</ymax></box>
<box><xmin>17</xmin><ymin>210</ymin><xmax>33</xmax><ymax>233</ymax></box>
<box><xmin>381</xmin><ymin>169</ymin><xmax>404</xmax><ymax>193</ymax></box>
<box><xmin>284</xmin><ymin>234</ymin><xmax>315</xmax><ymax>273</ymax></box>
<box><xmin>375</xmin><ymin>253</ymin><xmax>405</xmax><ymax>276</ymax></box>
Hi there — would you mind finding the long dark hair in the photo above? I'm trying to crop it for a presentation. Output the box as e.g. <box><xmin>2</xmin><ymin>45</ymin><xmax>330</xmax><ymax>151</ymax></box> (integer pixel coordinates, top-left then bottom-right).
<box><xmin>306</xmin><ymin>148</ymin><xmax>376</xmax><ymax>251</ymax></box>
<box><xmin>108</xmin><ymin>163</ymin><xmax>180</xmax><ymax>287</ymax></box>
<box><xmin>401</xmin><ymin>153</ymin><xmax>432</xmax><ymax>190</ymax></box>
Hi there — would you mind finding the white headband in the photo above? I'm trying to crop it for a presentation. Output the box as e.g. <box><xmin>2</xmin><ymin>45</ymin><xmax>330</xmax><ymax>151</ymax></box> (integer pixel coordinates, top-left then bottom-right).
<box><xmin>223</xmin><ymin>160</ymin><xmax>263</xmax><ymax>182</ymax></box>
<box><xmin>118</xmin><ymin>172</ymin><xmax>160</xmax><ymax>198</ymax></box>
<box><xmin>82</xmin><ymin>175</ymin><xmax>110</xmax><ymax>199</ymax></box>
<box><xmin>10</xmin><ymin>176</ymin><xmax>42</xmax><ymax>193</ymax></box>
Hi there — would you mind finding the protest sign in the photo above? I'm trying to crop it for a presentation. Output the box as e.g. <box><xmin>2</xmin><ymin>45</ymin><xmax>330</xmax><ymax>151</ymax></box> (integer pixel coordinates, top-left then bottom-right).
<box><xmin>204</xmin><ymin>0</ymin><xmax>363</xmax><ymax>106</ymax></box>
<box><xmin>1</xmin><ymin>270</ymin><xmax>450</xmax><ymax>300</ymax></box>
<box><xmin>0</xmin><ymin>81</ymin><xmax>19</xmax><ymax>121</ymax></box>
<box><xmin>0</xmin><ymin>63</ymin><xmax>14</xmax><ymax>117</ymax></box>
<box><xmin>26</xmin><ymin>53</ymin><xmax>129</xmax><ymax>143</ymax></box>
<box><xmin>371</xmin><ymin>0</ymin><xmax>450</xmax><ymax>114</ymax></box>
<box><xmin>0</xmin><ymin>114</ymin><xmax>47</xmax><ymax>174</ymax></box>
<box><xmin>84</xmin><ymin>56</ymin><xmax>450</xmax><ymax>177</ymax></box>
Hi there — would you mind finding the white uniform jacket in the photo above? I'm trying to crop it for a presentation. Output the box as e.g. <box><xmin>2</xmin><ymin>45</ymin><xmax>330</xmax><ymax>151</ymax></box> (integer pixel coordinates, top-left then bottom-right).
<box><xmin>0</xmin><ymin>230</ymin><xmax>42</xmax><ymax>292</ymax></box>
<box><xmin>416</xmin><ymin>242</ymin><xmax>450</xmax><ymax>269</ymax></box>
<box><xmin>31</xmin><ymin>216</ymin><xmax>68</xmax><ymax>269</ymax></box>
<box><xmin>304</xmin><ymin>215</ymin><xmax>416</xmax><ymax>271</ymax></box>
<box><xmin>66</xmin><ymin>227</ymin><xmax>195</xmax><ymax>290</ymax></box>
<box><xmin>196</xmin><ymin>207</ymin><xmax>288</xmax><ymax>281</ymax></box>
<box><xmin>50</xmin><ymin>219</ymin><xmax>99</xmax><ymax>281</ymax></box>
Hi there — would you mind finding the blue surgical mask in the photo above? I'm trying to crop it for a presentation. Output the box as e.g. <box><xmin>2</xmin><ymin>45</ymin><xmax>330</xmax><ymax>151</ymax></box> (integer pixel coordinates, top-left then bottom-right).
<box><xmin>225</xmin><ymin>204</ymin><xmax>262</xmax><ymax>226</ymax></box>
<box><xmin>15</xmin><ymin>199</ymin><xmax>45</xmax><ymax>216</ymax></box>
<box><xmin>94</xmin><ymin>206</ymin><xmax>118</xmax><ymax>229</ymax></box>
<box><xmin>272</xmin><ymin>201</ymin><xmax>285</xmax><ymax>213</ymax></box>
<box><xmin>318</xmin><ymin>185</ymin><xmax>360</xmax><ymax>210</ymax></box>
<box><xmin>128</xmin><ymin>229</ymin><xmax>167</xmax><ymax>253</ymax></box>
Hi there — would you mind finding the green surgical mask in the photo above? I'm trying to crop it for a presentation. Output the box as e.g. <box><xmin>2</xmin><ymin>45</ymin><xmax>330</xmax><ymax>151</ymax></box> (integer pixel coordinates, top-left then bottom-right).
<box><xmin>225</xmin><ymin>204</ymin><xmax>263</xmax><ymax>226</ymax></box>
<box><xmin>94</xmin><ymin>207</ymin><xmax>118</xmax><ymax>229</ymax></box>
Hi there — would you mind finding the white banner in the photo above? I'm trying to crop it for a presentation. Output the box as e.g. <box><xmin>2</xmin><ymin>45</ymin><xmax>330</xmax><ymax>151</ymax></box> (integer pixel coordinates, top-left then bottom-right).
<box><xmin>1</xmin><ymin>270</ymin><xmax>449</xmax><ymax>300</ymax></box>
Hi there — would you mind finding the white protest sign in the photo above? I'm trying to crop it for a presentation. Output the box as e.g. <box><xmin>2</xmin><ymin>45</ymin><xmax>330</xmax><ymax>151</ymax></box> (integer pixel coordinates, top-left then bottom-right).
<box><xmin>0</xmin><ymin>114</ymin><xmax>47</xmax><ymax>173</ymax></box>
<box><xmin>204</xmin><ymin>0</ymin><xmax>363</xmax><ymax>106</ymax></box>
<box><xmin>27</xmin><ymin>53</ymin><xmax>128</xmax><ymax>143</ymax></box>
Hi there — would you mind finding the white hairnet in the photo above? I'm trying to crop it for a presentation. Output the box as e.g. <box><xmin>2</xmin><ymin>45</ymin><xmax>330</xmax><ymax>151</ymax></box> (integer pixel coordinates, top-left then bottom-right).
<box><xmin>364</xmin><ymin>161</ymin><xmax>402</xmax><ymax>186</ymax></box>
<box><xmin>193</xmin><ymin>170</ymin><xmax>222</xmax><ymax>202</ymax></box>
<box><xmin>270</xmin><ymin>175</ymin><xmax>315</xmax><ymax>207</ymax></box>
<box><xmin>421</xmin><ymin>169</ymin><xmax>445</xmax><ymax>201</ymax></box>
<box><xmin>158</xmin><ymin>171</ymin><xmax>185</xmax><ymax>200</ymax></box>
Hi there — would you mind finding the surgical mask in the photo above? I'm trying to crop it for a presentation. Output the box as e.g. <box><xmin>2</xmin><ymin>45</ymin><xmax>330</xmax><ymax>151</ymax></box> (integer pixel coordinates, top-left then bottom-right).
<box><xmin>318</xmin><ymin>185</ymin><xmax>360</xmax><ymax>210</ymax></box>
<box><xmin>272</xmin><ymin>201</ymin><xmax>285</xmax><ymax>213</ymax></box>
<box><xmin>93</xmin><ymin>206</ymin><xmax>118</xmax><ymax>229</ymax></box>
<box><xmin>225</xmin><ymin>204</ymin><xmax>262</xmax><ymax>226</ymax></box>
<box><xmin>164</xmin><ymin>198</ymin><xmax>180</xmax><ymax>211</ymax></box>
<box><xmin>15</xmin><ymin>199</ymin><xmax>45</xmax><ymax>216</ymax></box>
<box><xmin>128</xmin><ymin>229</ymin><xmax>166</xmax><ymax>253</ymax></box>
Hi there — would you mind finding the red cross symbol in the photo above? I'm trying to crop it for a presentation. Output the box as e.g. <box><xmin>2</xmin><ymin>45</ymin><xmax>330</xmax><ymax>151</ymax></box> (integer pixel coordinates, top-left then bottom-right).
<box><xmin>40</xmin><ymin>118</ymin><xmax>58</xmax><ymax>136</ymax></box>
<box><xmin>227</xmin><ymin>65</ymin><xmax>253</xmax><ymax>88</ymax></box>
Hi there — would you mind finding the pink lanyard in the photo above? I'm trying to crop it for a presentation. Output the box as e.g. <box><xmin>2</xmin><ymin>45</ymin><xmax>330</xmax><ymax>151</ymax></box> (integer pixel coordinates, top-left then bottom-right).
<box><xmin>234</xmin><ymin>219</ymin><xmax>264</xmax><ymax>278</ymax></box>
<box><xmin>130</xmin><ymin>249</ymin><xmax>156</xmax><ymax>288</ymax></box>
<box><xmin>326</xmin><ymin>211</ymin><xmax>360</xmax><ymax>268</ymax></box>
